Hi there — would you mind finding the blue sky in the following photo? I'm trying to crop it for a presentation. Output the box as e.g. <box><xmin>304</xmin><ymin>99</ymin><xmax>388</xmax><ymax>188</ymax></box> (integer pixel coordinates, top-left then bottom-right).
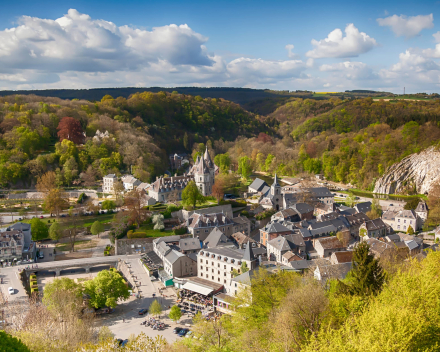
<box><xmin>0</xmin><ymin>0</ymin><xmax>439</xmax><ymax>92</ymax></box>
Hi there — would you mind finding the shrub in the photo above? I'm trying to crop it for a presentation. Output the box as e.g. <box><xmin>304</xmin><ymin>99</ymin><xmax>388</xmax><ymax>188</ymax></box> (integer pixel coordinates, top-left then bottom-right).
<box><xmin>77</xmin><ymin>192</ymin><xmax>87</xmax><ymax>204</ymax></box>
<box><xmin>162</xmin><ymin>211</ymin><xmax>172</xmax><ymax>219</ymax></box>
<box><xmin>30</xmin><ymin>275</ymin><xmax>37</xmax><ymax>280</ymax></box>
<box><xmin>240</xmin><ymin>210</ymin><xmax>250</xmax><ymax>217</ymax></box>
<box><xmin>167</xmin><ymin>204</ymin><xmax>182</xmax><ymax>213</ymax></box>
<box><xmin>127</xmin><ymin>231</ymin><xmax>147</xmax><ymax>239</ymax></box>
<box><xmin>173</xmin><ymin>225</ymin><xmax>188</xmax><ymax>236</ymax></box>
<box><xmin>104</xmin><ymin>251</ymin><xmax>109</xmax><ymax>256</ymax></box>
<box><xmin>256</xmin><ymin>209</ymin><xmax>275</xmax><ymax>220</ymax></box>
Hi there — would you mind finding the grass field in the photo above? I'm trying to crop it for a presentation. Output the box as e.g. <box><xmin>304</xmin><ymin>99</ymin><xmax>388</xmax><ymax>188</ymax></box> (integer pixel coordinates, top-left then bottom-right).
<box><xmin>55</xmin><ymin>240</ymin><xmax>94</xmax><ymax>252</ymax></box>
<box><xmin>136</xmin><ymin>223</ymin><xmax>173</xmax><ymax>237</ymax></box>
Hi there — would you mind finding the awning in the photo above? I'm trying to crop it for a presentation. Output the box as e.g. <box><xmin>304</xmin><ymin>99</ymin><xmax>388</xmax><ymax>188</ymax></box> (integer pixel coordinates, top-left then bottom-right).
<box><xmin>182</xmin><ymin>282</ymin><xmax>213</xmax><ymax>296</ymax></box>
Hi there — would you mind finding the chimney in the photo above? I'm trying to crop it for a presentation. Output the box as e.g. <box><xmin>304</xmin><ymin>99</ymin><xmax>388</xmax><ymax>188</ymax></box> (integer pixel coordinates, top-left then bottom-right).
<box><xmin>175</xmin><ymin>173</ymin><xmax>177</xmax><ymax>177</ymax></box>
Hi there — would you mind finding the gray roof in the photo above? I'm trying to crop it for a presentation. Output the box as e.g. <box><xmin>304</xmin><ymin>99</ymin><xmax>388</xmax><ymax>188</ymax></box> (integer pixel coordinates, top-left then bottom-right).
<box><xmin>153</xmin><ymin>235</ymin><xmax>181</xmax><ymax>244</ymax></box>
<box><xmin>179</xmin><ymin>238</ymin><xmax>201</xmax><ymax>251</ymax></box>
<box><xmin>231</xmin><ymin>268</ymin><xmax>258</xmax><ymax>285</ymax></box>
<box><xmin>203</xmin><ymin>227</ymin><xmax>232</xmax><ymax>248</ymax></box>
<box><xmin>292</xmin><ymin>203</ymin><xmax>314</xmax><ymax>215</ymax></box>
<box><xmin>316</xmin><ymin>262</ymin><xmax>352</xmax><ymax>280</ymax></box>
<box><xmin>200</xmin><ymin>247</ymin><xmax>246</xmax><ymax>262</ymax></box>
<box><xmin>396</xmin><ymin>209</ymin><xmax>417</xmax><ymax>220</ymax></box>
<box><xmin>264</xmin><ymin>222</ymin><xmax>292</xmax><ymax>234</ymax></box>
<box><xmin>268</xmin><ymin>233</ymin><xmax>305</xmax><ymax>251</ymax></box>
<box><xmin>243</xmin><ymin>241</ymin><xmax>255</xmax><ymax>261</ymax></box>
<box><xmin>165</xmin><ymin>249</ymin><xmax>186</xmax><ymax>264</ymax></box>
<box><xmin>309</xmin><ymin>187</ymin><xmax>333</xmax><ymax>197</ymax></box>
<box><xmin>249</xmin><ymin>178</ymin><xmax>269</xmax><ymax>192</ymax></box>
<box><xmin>415</xmin><ymin>201</ymin><xmax>428</xmax><ymax>212</ymax></box>
<box><xmin>385</xmin><ymin>234</ymin><xmax>401</xmax><ymax>242</ymax></box>
<box><xmin>272</xmin><ymin>173</ymin><xmax>280</xmax><ymax>187</ymax></box>
<box><xmin>104</xmin><ymin>174</ymin><xmax>117</xmax><ymax>178</ymax></box>
<box><xmin>355</xmin><ymin>202</ymin><xmax>372</xmax><ymax>214</ymax></box>
<box><xmin>405</xmin><ymin>240</ymin><xmax>419</xmax><ymax>251</ymax></box>
<box><xmin>10</xmin><ymin>222</ymin><xmax>31</xmax><ymax>231</ymax></box>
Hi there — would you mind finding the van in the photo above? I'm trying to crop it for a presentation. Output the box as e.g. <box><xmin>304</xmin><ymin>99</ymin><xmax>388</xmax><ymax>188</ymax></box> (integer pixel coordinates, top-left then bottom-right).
<box><xmin>39</xmin><ymin>252</ymin><xmax>44</xmax><ymax>260</ymax></box>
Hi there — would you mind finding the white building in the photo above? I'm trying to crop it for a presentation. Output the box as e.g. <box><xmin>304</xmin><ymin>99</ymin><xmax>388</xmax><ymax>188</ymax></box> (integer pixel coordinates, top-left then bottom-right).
<box><xmin>197</xmin><ymin>244</ymin><xmax>258</xmax><ymax>295</ymax></box>
<box><xmin>121</xmin><ymin>175</ymin><xmax>142</xmax><ymax>191</ymax></box>
<box><xmin>103</xmin><ymin>174</ymin><xmax>117</xmax><ymax>193</ymax></box>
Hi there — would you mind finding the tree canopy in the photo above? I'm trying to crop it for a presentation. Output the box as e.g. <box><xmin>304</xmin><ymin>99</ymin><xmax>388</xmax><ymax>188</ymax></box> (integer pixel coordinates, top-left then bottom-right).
<box><xmin>30</xmin><ymin>218</ymin><xmax>49</xmax><ymax>241</ymax></box>
<box><xmin>84</xmin><ymin>270</ymin><xmax>130</xmax><ymax>308</ymax></box>
<box><xmin>57</xmin><ymin>116</ymin><xmax>84</xmax><ymax>144</ymax></box>
<box><xmin>90</xmin><ymin>221</ymin><xmax>105</xmax><ymax>237</ymax></box>
<box><xmin>181</xmin><ymin>180</ymin><xmax>204</xmax><ymax>209</ymax></box>
<box><xmin>0</xmin><ymin>331</ymin><xmax>30</xmax><ymax>352</ymax></box>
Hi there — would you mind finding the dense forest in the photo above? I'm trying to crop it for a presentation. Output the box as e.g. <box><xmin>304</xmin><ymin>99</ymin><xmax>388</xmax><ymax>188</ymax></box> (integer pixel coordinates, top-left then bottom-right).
<box><xmin>2</xmin><ymin>91</ymin><xmax>440</xmax><ymax>191</ymax></box>
<box><xmin>0</xmin><ymin>92</ymin><xmax>271</xmax><ymax>187</ymax></box>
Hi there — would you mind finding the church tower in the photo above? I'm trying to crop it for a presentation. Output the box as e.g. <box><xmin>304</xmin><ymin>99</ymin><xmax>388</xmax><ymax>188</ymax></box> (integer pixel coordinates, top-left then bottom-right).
<box><xmin>271</xmin><ymin>173</ymin><xmax>282</xmax><ymax>211</ymax></box>
<box><xmin>203</xmin><ymin>146</ymin><xmax>215</xmax><ymax>190</ymax></box>
<box><xmin>194</xmin><ymin>156</ymin><xmax>211</xmax><ymax>196</ymax></box>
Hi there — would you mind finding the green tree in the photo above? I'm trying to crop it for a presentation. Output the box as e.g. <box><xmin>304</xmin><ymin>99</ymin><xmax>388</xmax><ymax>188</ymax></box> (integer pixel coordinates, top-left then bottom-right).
<box><xmin>149</xmin><ymin>299</ymin><xmax>162</xmax><ymax>317</ymax></box>
<box><xmin>407</xmin><ymin>225</ymin><xmax>414</xmax><ymax>234</ymax></box>
<box><xmin>339</xmin><ymin>241</ymin><xmax>385</xmax><ymax>296</ymax></box>
<box><xmin>84</xmin><ymin>270</ymin><xmax>130</xmax><ymax>308</ymax></box>
<box><xmin>169</xmin><ymin>305</ymin><xmax>182</xmax><ymax>322</ymax></box>
<box><xmin>214</xmin><ymin>153</ymin><xmax>231</xmax><ymax>173</ymax></box>
<box><xmin>241</xmin><ymin>261</ymin><xmax>249</xmax><ymax>274</ymax></box>
<box><xmin>181</xmin><ymin>180</ymin><xmax>204</xmax><ymax>209</ymax></box>
<box><xmin>0</xmin><ymin>331</ymin><xmax>30</xmax><ymax>352</ymax></box>
<box><xmin>366</xmin><ymin>198</ymin><xmax>383</xmax><ymax>219</ymax></box>
<box><xmin>264</xmin><ymin>154</ymin><xmax>275</xmax><ymax>172</ymax></box>
<box><xmin>30</xmin><ymin>218</ymin><xmax>49</xmax><ymax>241</ymax></box>
<box><xmin>346</xmin><ymin>193</ymin><xmax>356</xmax><ymax>207</ymax></box>
<box><xmin>48</xmin><ymin>222</ymin><xmax>62</xmax><ymax>242</ymax></box>
<box><xmin>238</xmin><ymin>156</ymin><xmax>253</xmax><ymax>180</ymax></box>
<box><xmin>90</xmin><ymin>221</ymin><xmax>104</xmax><ymax>238</ymax></box>
<box><xmin>404</xmin><ymin>198</ymin><xmax>420</xmax><ymax>210</ymax></box>
<box><xmin>42</xmin><ymin>278</ymin><xmax>83</xmax><ymax>316</ymax></box>
<box><xmin>101</xmin><ymin>200</ymin><xmax>116</xmax><ymax>211</ymax></box>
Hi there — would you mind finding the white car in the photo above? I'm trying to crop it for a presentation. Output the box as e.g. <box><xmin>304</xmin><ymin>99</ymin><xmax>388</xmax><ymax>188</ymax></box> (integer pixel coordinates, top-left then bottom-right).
<box><xmin>8</xmin><ymin>287</ymin><xmax>14</xmax><ymax>295</ymax></box>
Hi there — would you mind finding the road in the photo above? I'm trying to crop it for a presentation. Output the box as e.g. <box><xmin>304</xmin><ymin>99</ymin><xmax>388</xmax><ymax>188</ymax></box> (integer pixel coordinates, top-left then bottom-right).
<box><xmin>333</xmin><ymin>192</ymin><xmax>405</xmax><ymax>211</ymax></box>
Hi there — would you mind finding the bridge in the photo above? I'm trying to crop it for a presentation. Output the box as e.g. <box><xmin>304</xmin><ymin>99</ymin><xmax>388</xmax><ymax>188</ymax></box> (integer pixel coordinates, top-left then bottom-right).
<box><xmin>23</xmin><ymin>255</ymin><xmax>140</xmax><ymax>277</ymax></box>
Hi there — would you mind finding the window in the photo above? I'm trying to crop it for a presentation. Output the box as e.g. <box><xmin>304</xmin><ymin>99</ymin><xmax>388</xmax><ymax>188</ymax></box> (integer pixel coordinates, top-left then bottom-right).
<box><xmin>218</xmin><ymin>263</ymin><xmax>220</xmax><ymax>267</ymax></box>
<box><xmin>200</xmin><ymin>259</ymin><xmax>203</xmax><ymax>263</ymax></box>
<box><xmin>201</xmin><ymin>266</ymin><xmax>203</xmax><ymax>270</ymax></box>
<box><xmin>218</xmin><ymin>278</ymin><xmax>220</xmax><ymax>282</ymax></box>
<box><xmin>224</xmin><ymin>272</ymin><xmax>226</xmax><ymax>276</ymax></box>
<box><xmin>224</xmin><ymin>265</ymin><xmax>226</xmax><ymax>269</ymax></box>
<box><xmin>206</xmin><ymin>274</ymin><xmax>208</xmax><ymax>278</ymax></box>
<box><xmin>218</xmin><ymin>271</ymin><xmax>220</xmax><ymax>274</ymax></box>
<box><xmin>206</xmin><ymin>260</ymin><xmax>208</xmax><ymax>264</ymax></box>
<box><xmin>212</xmin><ymin>262</ymin><xmax>214</xmax><ymax>266</ymax></box>
<box><xmin>212</xmin><ymin>269</ymin><xmax>214</xmax><ymax>273</ymax></box>
<box><xmin>212</xmin><ymin>276</ymin><xmax>214</xmax><ymax>280</ymax></box>
<box><xmin>224</xmin><ymin>280</ymin><xmax>226</xmax><ymax>284</ymax></box>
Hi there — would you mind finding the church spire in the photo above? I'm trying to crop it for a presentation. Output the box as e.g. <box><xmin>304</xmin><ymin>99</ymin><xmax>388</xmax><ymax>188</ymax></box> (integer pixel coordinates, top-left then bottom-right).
<box><xmin>272</xmin><ymin>173</ymin><xmax>280</xmax><ymax>187</ymax></box>
<box><xmin>204</xmin><ymin>146</ymin><xmax>213</xmax><ymax>168</ymax></box>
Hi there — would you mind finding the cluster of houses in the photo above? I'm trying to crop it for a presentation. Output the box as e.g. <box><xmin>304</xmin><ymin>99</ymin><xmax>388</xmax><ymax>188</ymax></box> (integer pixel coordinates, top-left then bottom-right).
<box><xmin>134</xmin><ymin>175</ymin><xmax>436</xmax><ymax>312</ymax></box>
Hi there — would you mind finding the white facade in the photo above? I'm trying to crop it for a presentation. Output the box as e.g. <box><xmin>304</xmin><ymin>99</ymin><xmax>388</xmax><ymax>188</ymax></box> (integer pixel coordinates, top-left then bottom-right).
<box><xmin>103</xmin><ymin>174</ymin><xmax>117</xmax><ymax>193</ymax></box>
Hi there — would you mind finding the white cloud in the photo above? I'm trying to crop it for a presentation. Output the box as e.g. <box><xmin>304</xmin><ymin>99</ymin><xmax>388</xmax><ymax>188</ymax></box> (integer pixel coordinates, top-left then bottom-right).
<box><xmin>306</xmin><ymin>24</ymin><xmax>377</xmax><ymax>58</ymax></box>
<box><xmin>323</xmin><ymin>83</ymin><xmax>330</xmax><ymax>87</ymax></box>
<box><xmin>434</xmin><ymin>31</ymin><xmax>440</xmax><ymax>43</ymax></box>
<box><xmin>285</xmin><ymin>44</ymin><xmax>298</xmax><ymax>58</ymax></box>
<box><xmin>319</xmin><ymin>61</ymin><xmax>378</xmax><ymax>80</ymax></box>
<box><xmin>376</xmin><ymin>14</ymin><xmax>434</xmax><ymax>38</ymax></box>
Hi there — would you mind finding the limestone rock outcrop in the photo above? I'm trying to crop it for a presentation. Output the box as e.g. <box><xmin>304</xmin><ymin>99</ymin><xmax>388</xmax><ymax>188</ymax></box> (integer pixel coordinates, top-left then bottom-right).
<box><xmin>374</xmin><ymin>146</ymin><xmax>440</xmax><ymax>195</ymax></box>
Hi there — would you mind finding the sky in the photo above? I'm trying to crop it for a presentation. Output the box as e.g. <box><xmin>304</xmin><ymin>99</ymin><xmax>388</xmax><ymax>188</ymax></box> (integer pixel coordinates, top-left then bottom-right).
<box><xmin>0</xmin><ymin>0</ymin><xmax>439</xmax><ymax>93</ymax></box>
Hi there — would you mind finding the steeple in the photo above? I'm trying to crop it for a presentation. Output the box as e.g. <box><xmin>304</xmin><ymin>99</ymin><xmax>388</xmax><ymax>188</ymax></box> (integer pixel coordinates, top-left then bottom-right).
<box><xmin>272</xmin><ymin>173</ymin><xmax>280</xmax><ymax>187</ymax></box>
<box><xmin>243</xmin><ymin>241</ymin><xmax>255</xmax><ymax>261</ymax></box>
<box><xmin>204</xmin><ymin>146</ymin><xmax>213</xmax><ymax>168</ymax></box>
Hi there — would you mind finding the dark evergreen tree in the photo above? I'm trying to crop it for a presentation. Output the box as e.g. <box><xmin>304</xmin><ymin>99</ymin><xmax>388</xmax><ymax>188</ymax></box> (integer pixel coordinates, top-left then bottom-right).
<box><xmin>339</xmin><ymin>241</ymin><xmax>385</xmax><ymax>296</ymax></box>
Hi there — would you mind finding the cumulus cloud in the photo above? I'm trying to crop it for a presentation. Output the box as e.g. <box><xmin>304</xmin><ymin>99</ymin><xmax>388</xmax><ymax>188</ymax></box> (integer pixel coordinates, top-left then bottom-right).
<box><xmin>0</xmin><ymin>8</ymin><xmax>213</xmax><ymax>74</ymax></box>
<box><xmin>306</xmin><ymin>24</ymin><xmax>377</xmax><ymax>59</ymax></box>
<box><xmin>377</xmin><ymin>14</ymin><xmax>434</xmax><ymax>38</ymax></box>
<box><xmin>285</xmin><ymin>44</ymin><xmax>298</xmax><ymax>58</ymax></box>
<box><xmin>319</xmin><ymin>61</ymin><xmax>378</xmax><ymax>80</ymax></box>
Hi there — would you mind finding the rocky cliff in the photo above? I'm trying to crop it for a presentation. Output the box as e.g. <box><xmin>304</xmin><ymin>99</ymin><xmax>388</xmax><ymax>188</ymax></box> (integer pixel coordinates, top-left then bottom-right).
<box><xmin>374</xmin><ymin>146</ymin><xmax>440</xmax><ymax>195</ymax></box>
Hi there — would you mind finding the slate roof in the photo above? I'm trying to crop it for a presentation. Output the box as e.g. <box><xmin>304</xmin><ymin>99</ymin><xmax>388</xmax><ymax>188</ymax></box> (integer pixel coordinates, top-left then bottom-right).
<box><xmin>282</xmin><ymin>251</ymin><xmax>304</xmax><ymax>262</ymax></box>
<box><xmin>365</xmin><ymin>238</ymin><xmax>392</xmax><ymax>256</ymax></box>
<box><xmin>249</xmin><ymin>178</ymin><xmax>268</xmax><ymax>192</ymax></box>
<box><xmin>382</xmin><ymin>210</ymin><xmax>399</xmax><ymax>221</ymax></box>
<box><xmin>292</xmin><ymin>203</ymin><xmax>314</xmax><ymax>215</ymax></box>
<box><xmin>337</xmin><ymin>205</ymin><xmax>357</xmax><ymax>215</ymax></box>
<box><xmin>179</xmin><ymin>238</ymin><xmax>201</xmax><ymax>251</ymax></box>
<box><xmin>362</xmin><ymin>218</ymin><xmax>388</xmax><ymax>231</ymax></box>
<box><xmin>165</xmin><ymin>249</ymin><xmax>186</xmax><ymax>264</ymax></box>
<box><xmin>316</xmin><ymin>262</ymin><xmax>352</xmax><ymax>280</ymax></box>
<box><xmin>345</xmin><ymin>212</ymin><xmax>370</xmax><ymax>225</ymax></box>
<box><xmin>309</xmin><ymin>187</ymin><xmax>333</xmax><ymax>198</ymax></box>
<box><xmin>187</xmin><ymin>213</ymin><xmax>234</xmax><ymax>229</ymax></box>
<box><xmin>385</xmin><ymin>234</ymin><xmax>401</xmax><ymax>242</ymax></box>
<box><xmin>154</xmin><ymin>235</ymin><xmax>181</xmax><ymax>244</ymax></box>
<box><xmin>263</xmin><ymin>222</ymin><xmax>292</xmax><ymax>234</ymax></box>
<box><xmin>396</xmin><ymin>209</ymin><xmax>417</xmax><ymax>220</ymax></box>
<box><xmin>415</xmin><ymin>201</ymin><xmax>429</xmax><ymax>212</ymax></box>
<box><xmin>200</xmin><ymin>247</ymin><xmax>246</xmax><ymax>262</ymax></box>
<box><xmin>268</xmin><ymin>236</ymin><xmax>293</xmax><ymax>251</ymax></box>
<box><xmin>203</xmin><ymin>227</ymin><xmax>232</xmax><ymax>248</ymax></box>
<box><xmin>355</xmin><ymin>202</ymin><xmax>372</xmax><ymax>214</ymax></box>
<box><xmin>231</xmin><ymin>269</ymin><xmax>258</xmax><ymax>286</ymax></box>
<box><xmin>104</xmin><ymin>174</ymin><xmax>117</xmax><ymax>178</ymax></box>
<box><xmin>243</xmin><ymin>241</ymin><xmax>255</xmax><ymax>261</ymax></box>
<box><xmin>405</xmin><ymin>240</ymin><xmax>419</xmax><ymax>251</ymax></box>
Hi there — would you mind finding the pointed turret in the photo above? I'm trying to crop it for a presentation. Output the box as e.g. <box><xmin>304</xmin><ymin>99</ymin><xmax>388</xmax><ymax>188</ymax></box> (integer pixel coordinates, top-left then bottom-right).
<box><xmin>243</xmin><ymin>241</ymin><xmax>255</xmax><ymax>261</ymax></box>
<box><xmin>272</xmin><ymin>173</ymin><xmax>280</xmax><ymax>187</ymax></box>
<box><xmin>204</xmin><ymin>146</ymin><xmax>213</xmax><ymax>168</ymax></box>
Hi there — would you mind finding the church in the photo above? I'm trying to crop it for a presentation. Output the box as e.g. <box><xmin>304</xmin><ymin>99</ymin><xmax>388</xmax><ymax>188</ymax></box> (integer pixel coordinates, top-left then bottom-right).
<box><xmin>259</xmin><ymin>174</ymin><xmax>283</xmax><ymax>211</ymax></box>
<box><xmin>149</xmin><ymin>147</ymin><xmax>217</xmax><ymax>202</ymax></box>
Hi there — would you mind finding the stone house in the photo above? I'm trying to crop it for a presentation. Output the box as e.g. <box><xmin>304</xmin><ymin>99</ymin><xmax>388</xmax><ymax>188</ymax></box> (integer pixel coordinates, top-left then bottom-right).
<box><xmin>163</xmin><ymin>249</ymin><xmax>197</xmax><ymax>279</ymax></box>
<box><xmin>103</xmin><ymin>174</ymin><xmax>117</xmax><ymax>193</ymax></box>
<box><xmin>394</xmin><ymin>210</ymin><xmax>420</xmax><ymax>232</ymax></box>
<box><xmin>359</xmin><ymin>219</ymin><xmax>389</xmax><ymax>239</ymax></box>
<box><xmin>259</xmin><ymin>222</ymin><xmax>292</xmax><ymax>246</ymax></box>
<box><xmin>187</xmin><ymin>213</ymin><xmax>235</xmax><ymax>241</ymax></box>
<box><xmin>330</xmin><ymin>251</ymin><xmax>353</xmax><ymax>265</ymax></box>
<box><xmin>314</xmin><ymin>237</ymin><xmax>345</xmax><ymax>258</ymax></box>
<box><xmin>415</xmin><ymin>201</ymin><xmax>429</xmax><ymax>222</ymax></box>
<box><xmin>121</xmin><ymin>175</ymin><xmax>141</xmax><ymax>191</ymax></box>
<box><xmin>266</xmin><ymin>233</ymin><xmax>306</xmax><ymax>262</ymax></box>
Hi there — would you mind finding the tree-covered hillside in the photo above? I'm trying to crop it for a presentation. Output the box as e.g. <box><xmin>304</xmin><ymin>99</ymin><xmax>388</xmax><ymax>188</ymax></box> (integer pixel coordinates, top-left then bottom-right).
<box><xmin>0</xmin><ymin>92</ymin><xmax>271</xmax><ymax>188</ymax></box>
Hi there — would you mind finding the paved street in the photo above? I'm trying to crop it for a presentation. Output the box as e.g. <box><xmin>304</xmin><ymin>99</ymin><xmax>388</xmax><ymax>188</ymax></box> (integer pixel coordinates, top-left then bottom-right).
<box><xmin>0</xmin><ymin>266</ymin><xmax>27</xmax><ymax>302</ymax></box>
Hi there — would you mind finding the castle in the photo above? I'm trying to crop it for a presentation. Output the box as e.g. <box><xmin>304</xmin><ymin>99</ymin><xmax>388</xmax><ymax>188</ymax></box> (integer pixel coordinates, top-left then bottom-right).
<box><xmin>149</xmin><ymin>147</ymin><xmax>217</xmax><ymax>203</ymax></box>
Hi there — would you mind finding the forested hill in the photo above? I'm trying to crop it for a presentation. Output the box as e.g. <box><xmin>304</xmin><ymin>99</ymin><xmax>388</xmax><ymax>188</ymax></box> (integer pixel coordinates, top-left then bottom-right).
<box><xmin>0</xmin><ymin>92</ymin><xmax>272</xmax><ymax>187</ymax></box>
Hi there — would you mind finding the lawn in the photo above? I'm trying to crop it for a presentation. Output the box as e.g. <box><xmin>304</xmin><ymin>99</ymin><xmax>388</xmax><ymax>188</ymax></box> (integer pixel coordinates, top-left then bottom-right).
<box><xmin>55</xmin><ymin>240</ymin><xmax>94</xmax><ymax>252</ymax></box>
<box><xmin>23</xmin><ymin>213</ymin><xmax>115</xmax><ymax>228</ymax></box>
<box><xmin>136</xmin><ymin>223</ymin><xmax>174</xmax><ymax>238</ymax></box>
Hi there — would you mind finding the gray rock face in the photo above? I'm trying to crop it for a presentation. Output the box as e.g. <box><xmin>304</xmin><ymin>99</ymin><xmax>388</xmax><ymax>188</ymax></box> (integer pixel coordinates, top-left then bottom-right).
<box><xmin>374</xmin><ymin>146</ymin><xmax>440</xmax><ymax>195</ymax></box>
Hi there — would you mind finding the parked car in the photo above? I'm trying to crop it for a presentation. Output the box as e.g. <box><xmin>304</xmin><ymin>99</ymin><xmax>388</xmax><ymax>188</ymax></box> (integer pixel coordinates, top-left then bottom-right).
<box><xmin>185</xmin><ymin>331</ymin><xmax>193</xmax><ymax>338</ymax></box>
<box><xmin>138</xmin><ymin>308</ymin><xmax>148</xmax><ymax>315</ymax></box>
<box><xmin>389</xmin><ymin>204</ymin><xmax>394</xmax><ymax>206</ymax></box>
<box><xmin>8</xmin><ymin>287</ymin><xmax>14</xmax><ymax>295</ymax></box>
<box><xmin>60</xmin><ymin>214</ymin><xmax>66</xmax><ymax>218</ymax></box>
<box><xmin>39</xmin><ymin>253</ymin><xmax>44</xmax><ymax>259</ymax></box>
<box><xmin>39</xmin><ymin>215</ymin><xmax>44</xmax><ymax>219</ymax></box>
<box><xmin>173</xmin><ymin>327</ymin><xmax>183</xmax><ymax>334</ymax></box>
<box><xmin>178</xmin><ymin>328</ymin><xmax>189</xmax><ymax>337</ymax></box>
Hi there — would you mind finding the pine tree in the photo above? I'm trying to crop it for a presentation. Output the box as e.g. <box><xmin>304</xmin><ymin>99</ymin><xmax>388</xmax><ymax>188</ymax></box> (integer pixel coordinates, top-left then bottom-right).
<box><xmin>339</xmin><ymin>241</ymin><xmax>385</xmax><ymax>296</ymax></box>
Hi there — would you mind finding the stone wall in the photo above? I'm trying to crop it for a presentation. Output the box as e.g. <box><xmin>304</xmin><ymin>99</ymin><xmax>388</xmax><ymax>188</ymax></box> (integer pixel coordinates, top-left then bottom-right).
<box><xmin>115</xmin><ymin>238</ymin><xmax>155</xmax><ymax>255</ymax></box>
<box><xmin>117</xmin><ymin>260</ymin><xmax>137</xmax><ymax>292</ymax></box>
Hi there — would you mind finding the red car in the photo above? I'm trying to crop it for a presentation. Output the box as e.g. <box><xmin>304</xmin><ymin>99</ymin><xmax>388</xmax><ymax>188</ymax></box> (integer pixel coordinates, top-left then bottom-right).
<box><xmin>39</xmin><ymin>216</ymin><xmax>44</xmax><ymax>219</ymax></box>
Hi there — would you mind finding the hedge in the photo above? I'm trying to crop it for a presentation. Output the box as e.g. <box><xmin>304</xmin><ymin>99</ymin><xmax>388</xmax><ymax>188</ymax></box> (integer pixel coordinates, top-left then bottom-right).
<box><xmin>104</xmin><ymin>251</ymin><xmax>109</xmax><ymax>256</ymax></box>
<box><xmin>127</xmin><ymin>231</ymin><xmax>147</xmax><ymax>239</ymax></box>
<box><xmin>173</xmin><ymin>226</ymin><xmax>188</xmax><ymax>236</ymax></box>
<box><xmin>29</xmin><ymin>275</ymin><xmax>36</xmax><ymax>280</ymax></box>
<box><xmin>30</xmin><ymin>287</ymin><xmax>38</xmax><ymax>293</ymax></box>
